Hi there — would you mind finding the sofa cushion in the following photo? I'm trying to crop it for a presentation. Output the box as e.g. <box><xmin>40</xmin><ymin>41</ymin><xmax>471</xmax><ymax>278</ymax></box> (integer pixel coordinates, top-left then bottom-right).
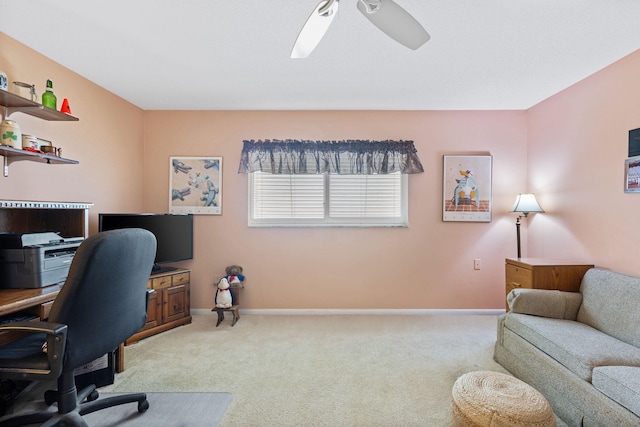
<box><xmin>577</xmin><ymin>268</ymin><xmax>640</xmax><ymax>347</ymax></box>
<box><xmin>592</xmin><ymin>366</ymin><xmax>640</xmax><ymax>417</ymax></box>
<box><xmin>504</xmin><ymin>313</ymin><xmax>640</xmax><ymax>381</ymax></box>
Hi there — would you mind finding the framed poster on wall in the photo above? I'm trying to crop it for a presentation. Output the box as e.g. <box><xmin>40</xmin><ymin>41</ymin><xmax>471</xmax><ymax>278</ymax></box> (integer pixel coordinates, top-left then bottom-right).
<box><xmin>624</xmin><ymin>157</ymin><xmax>640</xmax><ymax>193</ymax></box>
<box><xmin>169</xmin><ymin>156</ymin><xmax>222</xmax><ymax>214</ymax></box>
<box><xmin>442</xmin><ymin>155</ymin><xmax>492</xmax><ymax>222</ymax></box>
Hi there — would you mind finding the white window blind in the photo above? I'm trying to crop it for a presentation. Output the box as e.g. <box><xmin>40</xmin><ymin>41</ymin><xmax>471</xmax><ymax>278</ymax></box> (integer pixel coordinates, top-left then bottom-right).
<box><xmin>251</xmin><ymin>173</ymin><xmax>324</xmax><ymax>219</ymax></box>
<box><xmin>249</xmin><ymin>172</ymin><xmax>407</xmax><ymax>227</ymax></box>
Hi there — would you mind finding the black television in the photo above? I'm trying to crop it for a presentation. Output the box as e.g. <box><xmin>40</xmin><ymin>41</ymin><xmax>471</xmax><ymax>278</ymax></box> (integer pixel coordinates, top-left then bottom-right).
<box><xmin>99</xmin><ymin>213</ymin><xmax>193</xmax><ymax>273</ymax></box>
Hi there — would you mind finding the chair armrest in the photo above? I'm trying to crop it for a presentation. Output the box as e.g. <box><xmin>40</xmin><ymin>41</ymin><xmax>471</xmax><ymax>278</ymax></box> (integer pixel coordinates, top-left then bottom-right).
<box><xmin>0</xmin><ymin>320</ymin><xmax>66</xmax><ymax>335</ymax></box>
<box><xmin>507</xmin><ymin>289</ymin><xmax>583</xmax><ymax>320</ymax></box>
<box><xmin>0</xmin><ymin>321</ymin><xmax>67</xmax><ymax>381</ymax></box>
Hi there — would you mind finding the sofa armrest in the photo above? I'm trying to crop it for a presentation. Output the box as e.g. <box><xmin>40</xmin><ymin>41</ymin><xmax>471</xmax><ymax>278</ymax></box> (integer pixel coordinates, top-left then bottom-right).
<box><xmin>507</xmin><ymin>288</ymin><xmax>582</xmax><ymax>320</ymax></box>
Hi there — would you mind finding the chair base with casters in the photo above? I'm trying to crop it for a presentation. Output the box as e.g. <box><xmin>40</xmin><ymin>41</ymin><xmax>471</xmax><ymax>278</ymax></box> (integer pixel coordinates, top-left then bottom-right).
<box><xmin>2</xmin><ymin>370</ymin><xmax>149</xmax><ymax>426</ymax></box>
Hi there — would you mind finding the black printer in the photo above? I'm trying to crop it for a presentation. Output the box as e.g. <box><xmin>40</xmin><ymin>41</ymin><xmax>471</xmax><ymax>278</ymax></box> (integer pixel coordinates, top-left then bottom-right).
<box><xmin>0</xmin><ymin>232</ymin><xmax>83</xmax><ymax>289</ymax></box>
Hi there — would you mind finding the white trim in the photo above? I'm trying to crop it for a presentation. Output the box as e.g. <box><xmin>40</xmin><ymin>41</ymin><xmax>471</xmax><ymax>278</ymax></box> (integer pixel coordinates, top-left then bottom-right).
<box><xmin>192</xmin><ymin>308</ymin><xmax>505</xmax><ymax>316</ymax></box>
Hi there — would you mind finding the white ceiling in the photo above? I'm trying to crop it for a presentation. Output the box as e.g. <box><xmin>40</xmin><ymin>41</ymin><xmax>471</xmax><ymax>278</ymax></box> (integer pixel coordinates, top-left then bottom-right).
<box><xmin>2</xmin><ymin>0</ymin><xmax>640</xmax><ymax>111</ymax></box>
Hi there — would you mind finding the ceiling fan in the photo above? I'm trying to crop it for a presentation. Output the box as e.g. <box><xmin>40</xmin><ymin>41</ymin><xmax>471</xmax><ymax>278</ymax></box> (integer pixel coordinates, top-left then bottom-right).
<box><xmin>291</xmin><ymin>0</ymin><xmax>430</xmax><ymax>58</ymax></box>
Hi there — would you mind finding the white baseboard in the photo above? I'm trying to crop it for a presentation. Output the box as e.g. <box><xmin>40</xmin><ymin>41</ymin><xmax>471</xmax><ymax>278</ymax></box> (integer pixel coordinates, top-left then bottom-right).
<box><xmin>191</xmin><ymin>308</ymin><xmax>505</xmax><ymax>316</ymax></box>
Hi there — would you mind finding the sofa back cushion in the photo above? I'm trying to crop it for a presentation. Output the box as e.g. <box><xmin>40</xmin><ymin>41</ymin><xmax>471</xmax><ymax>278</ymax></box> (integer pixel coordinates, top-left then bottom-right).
<box><xmin>577</xmin><ymin>268</ymin><xmax>640</xmax><ymax>347</ymax></box>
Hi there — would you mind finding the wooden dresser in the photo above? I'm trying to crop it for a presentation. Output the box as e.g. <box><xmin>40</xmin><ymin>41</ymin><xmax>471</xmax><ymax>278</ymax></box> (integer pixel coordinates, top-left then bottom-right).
<box><xmin>505</xmin><ymin>258</ymin><xmax>594</xmax><ymax>310</ymax></box>
<box><xmin>125</xmin><ymin>268</ymin><xmax>191</xmax><ymax>345</ymax></box>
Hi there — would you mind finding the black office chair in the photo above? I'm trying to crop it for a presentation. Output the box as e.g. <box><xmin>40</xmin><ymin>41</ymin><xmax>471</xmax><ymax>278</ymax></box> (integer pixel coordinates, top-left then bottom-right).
<box><xmin>0</xmin><ymin>228</ymin><xmax>156</xmax><ymax>427</ymax></box>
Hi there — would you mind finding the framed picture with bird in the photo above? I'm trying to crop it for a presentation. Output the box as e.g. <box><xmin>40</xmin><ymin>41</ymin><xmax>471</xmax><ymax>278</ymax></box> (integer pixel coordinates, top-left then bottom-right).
<box><xmin>442</xmin><ymin>154</ymin><xmax>492</xmax><ymax>222</ymax></box>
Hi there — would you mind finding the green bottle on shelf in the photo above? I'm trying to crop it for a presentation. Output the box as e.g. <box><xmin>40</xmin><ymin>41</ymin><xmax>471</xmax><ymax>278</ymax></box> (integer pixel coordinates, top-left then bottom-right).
<box><xmin>42</xmin><ymin>79</ymin><xmax>57</xmax><ymax>109</ymax></box>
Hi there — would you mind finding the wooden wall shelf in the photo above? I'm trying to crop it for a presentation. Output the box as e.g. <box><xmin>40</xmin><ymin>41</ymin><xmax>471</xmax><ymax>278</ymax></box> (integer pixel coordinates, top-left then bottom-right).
<box><xmin>0</xmin><ymin>90</ymin><xmax>78</xmax><ymax>121</ymax></box>
<box><xmin>0</xmin><ymin>90</ymin><xmax>79</xmax><ymax>176</ymax></box>
<box><xmin>0</xmin><ymin>145</ymin><xmax>78</xmax><ymax>177</ymax></box>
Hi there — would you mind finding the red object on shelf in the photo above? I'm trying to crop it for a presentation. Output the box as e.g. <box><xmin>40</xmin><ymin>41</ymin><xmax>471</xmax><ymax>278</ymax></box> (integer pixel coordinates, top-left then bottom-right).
<box><xmin>60</xmin><ymin>98</ymin><xmax>72</xmax><ymax>114</ymax></box>
<box><xmin>23</xmin><ymin>147</ymin><xmax>44</xmax><ymax>154</ymax></box>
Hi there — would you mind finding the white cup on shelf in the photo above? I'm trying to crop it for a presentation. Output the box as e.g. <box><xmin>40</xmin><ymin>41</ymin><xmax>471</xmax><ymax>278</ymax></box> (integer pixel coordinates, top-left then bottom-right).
<box><xmin>22</xmin><ymin>134</ymin><xmax>39</xmax><ymax>150</ymax></box>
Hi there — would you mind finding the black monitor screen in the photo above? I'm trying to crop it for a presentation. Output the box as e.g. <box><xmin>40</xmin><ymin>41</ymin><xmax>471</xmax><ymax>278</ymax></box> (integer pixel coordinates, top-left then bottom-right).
<box><xmin>99</xmin><ymin>213</ymin><xmax>193</xmax><ymax>271</ymax></box>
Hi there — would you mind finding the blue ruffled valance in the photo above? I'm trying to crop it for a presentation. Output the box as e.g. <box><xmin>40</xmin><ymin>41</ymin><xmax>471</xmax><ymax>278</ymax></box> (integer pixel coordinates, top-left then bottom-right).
<box><xmin>238</xmin><ymin>139</ymin><xmax>424</xmax><ymax>175</ymax></box>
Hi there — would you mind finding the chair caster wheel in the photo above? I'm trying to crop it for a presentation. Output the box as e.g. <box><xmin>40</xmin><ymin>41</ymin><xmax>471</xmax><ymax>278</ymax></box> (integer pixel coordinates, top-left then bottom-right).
<box><xmin>138</xmin><ymin>399</ymin><xmax>149</xmax><ymax>413</ymax></box>
<box><xmin>87</xmin><ymin>390</ymin><xmax>99</xmax><ymax>402</ymax></box>
<box><xmin>44</xmin><ymin>390</ymin><xmax>57</xmax><ymax>405</ymax></box>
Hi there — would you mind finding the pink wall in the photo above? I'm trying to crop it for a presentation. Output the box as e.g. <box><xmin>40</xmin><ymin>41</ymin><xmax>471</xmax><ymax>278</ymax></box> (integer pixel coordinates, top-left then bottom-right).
<box><xmin>527</xmin><ymin>49</ymin><xmax>640</xmax><ymax>277</ymax></box>
<box><xmin>144</xmin><ymin>111</ymin><xmax>527</xmax><ymax>310</ymax></box>
<box><xmin>0</xmin><ymin>34</ymin><xmax>145</xmax><ymax>223</ymax></box>
<box><xmin>18</xmin><ymin>31</ymin><xmax>635</xmax><ymax>311</ymax></box>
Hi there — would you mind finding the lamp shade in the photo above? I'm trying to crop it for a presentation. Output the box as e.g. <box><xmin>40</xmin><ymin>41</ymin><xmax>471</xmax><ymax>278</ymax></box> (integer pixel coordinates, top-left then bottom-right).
<box><xmin>510</xmin><ymin>194</ymin><xmax>544</xmax><ymax>215</ymax></box>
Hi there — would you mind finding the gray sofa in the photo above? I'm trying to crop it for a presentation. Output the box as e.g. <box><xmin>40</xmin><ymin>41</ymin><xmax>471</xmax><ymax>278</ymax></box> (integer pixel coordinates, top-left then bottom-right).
<box><xmin>494</xmin><ymin>268</ymin><xmax>640</xmax><ymax>427</ymax></box>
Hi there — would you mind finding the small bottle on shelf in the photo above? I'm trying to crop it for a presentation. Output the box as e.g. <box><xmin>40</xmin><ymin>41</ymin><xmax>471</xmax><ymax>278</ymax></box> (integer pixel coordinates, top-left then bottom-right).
<box><xmin>41</xmin><ymin>79</ymin><xmax>57</xmax><ymax>109</ymax></box>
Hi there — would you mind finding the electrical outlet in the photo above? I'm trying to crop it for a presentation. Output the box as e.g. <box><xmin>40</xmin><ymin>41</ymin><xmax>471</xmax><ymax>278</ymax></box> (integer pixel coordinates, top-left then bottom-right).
<box><xmin>474</xmin><ymin>259</ymin><xmax>481</xmax><ymax>270</ymax></box>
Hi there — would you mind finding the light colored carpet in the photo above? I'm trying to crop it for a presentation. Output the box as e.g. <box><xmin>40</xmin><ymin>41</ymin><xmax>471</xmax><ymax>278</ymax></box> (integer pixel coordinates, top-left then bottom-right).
<box><xmin>5</xmin><ymin>313</ymin><xmax>568</xmax><ymax>426</ymax></box>
<box><xmin>106</xmin><ymin>313</ymin><xmax>551</xmax><ymax>426</ymax></box>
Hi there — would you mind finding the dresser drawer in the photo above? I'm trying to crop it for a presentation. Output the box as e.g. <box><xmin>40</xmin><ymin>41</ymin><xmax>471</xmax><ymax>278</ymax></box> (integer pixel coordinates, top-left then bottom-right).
<box><xmin>172</xmin><ymin>272</ymin><xmax>190</xmax><ymax>286</ymax></box>
<box><xmin>506</xmin><ymin>264</ymin><xmax>532</xmax><ymax>289</ymax></box>
<box><xmin>151</xmin><ymin>275</ymin><xmax>172</xmax><ymax>290</ymax></box>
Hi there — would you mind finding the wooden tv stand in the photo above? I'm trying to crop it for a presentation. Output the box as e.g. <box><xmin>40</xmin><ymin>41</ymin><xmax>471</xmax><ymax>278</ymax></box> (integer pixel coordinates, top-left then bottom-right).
<box><xmin>125</xmin><ymin>268</ymin><xmax>191</xmax><ymax>345</ymax></box>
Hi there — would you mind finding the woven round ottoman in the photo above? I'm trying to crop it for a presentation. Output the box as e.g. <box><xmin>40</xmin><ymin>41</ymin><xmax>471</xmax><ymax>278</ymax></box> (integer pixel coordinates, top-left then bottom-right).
<box><xmin>451</xmin><ymin>371</ymin><xmax>556</xmax><ymax>427</ymax></box>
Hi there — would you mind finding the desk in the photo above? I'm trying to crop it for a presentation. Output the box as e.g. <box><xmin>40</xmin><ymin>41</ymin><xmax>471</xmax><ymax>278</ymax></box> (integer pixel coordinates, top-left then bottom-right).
<box><xmin>0</xmin><ymin>285</ymin><xmax>61</xmax><ymax>317</ymax></box>
<box><xmin>0</xmin><ymin>285</ymin><xmax>126</xmax><ymax>373</ymax></box>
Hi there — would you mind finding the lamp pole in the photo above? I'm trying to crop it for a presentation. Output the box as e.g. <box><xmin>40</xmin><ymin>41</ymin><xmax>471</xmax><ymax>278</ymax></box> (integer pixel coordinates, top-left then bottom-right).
<box><xmin>515</xmin><ymin>216</ymin><xmax>522</xmax><ymax>258</ymax></box>
<box><xmin>511</xmin><ymin>193</ymin><xmax>543</xmax><ymax>259</ymax></box>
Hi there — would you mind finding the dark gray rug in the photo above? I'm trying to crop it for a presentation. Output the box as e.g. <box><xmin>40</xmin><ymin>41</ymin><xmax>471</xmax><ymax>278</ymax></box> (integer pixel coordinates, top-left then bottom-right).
<box><xmin>87</xmin><ymin>392</ymin><xmax>232</xmax><ymax>426</ymax></box>
<box><xmin>1</xmin><ymin>392</ymin><xmax>233</xmax><ymax>427</ymax></box>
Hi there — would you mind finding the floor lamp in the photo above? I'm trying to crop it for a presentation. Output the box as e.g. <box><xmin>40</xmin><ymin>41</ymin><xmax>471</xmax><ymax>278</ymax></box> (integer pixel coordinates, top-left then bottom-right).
<box><xmin>510</xmin><ymin>194</ymin><xmax>544</xmax><ymax>258</ymax></box>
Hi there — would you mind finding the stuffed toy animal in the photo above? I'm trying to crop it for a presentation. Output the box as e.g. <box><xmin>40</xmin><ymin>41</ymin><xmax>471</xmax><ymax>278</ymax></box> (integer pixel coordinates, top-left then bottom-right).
<box><xmin>224</xmin><ymin>265</ymin><xmax>245</xmax><ymax>287</ymax></box>
<box><xmin>215</xmin><ymin>277</ymin><xmax>233</xmax><ymax>308</ymax></box>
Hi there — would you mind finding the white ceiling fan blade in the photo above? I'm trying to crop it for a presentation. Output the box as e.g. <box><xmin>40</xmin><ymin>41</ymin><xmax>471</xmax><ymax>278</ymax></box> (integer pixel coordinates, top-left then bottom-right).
<box><xmin>291</xmin><ymin>0</ymin><xmax>340</xmax><ymax>59</ymax></box>
<box><xmin>356</xmin><ymin>0</ymin><xmax>430</xmax><ymax>50</ymax></box>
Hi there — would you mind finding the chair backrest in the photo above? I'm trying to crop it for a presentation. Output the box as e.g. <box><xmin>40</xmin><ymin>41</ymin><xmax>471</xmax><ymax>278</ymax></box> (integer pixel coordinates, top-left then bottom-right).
<box><xmin>48</xmin><ymin>228</ymin><xmax>156</xmax><ymax>371</ymax></box>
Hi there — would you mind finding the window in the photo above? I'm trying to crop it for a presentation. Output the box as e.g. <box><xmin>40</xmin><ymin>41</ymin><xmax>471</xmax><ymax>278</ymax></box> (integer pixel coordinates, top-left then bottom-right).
<box><xmin>249</xmin><ymin>172</ymin><xmax>407</xmax><ymax>227</ymax></box>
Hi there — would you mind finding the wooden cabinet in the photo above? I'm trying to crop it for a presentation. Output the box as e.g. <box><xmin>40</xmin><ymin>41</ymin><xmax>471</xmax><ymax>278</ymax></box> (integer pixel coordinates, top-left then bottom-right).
<box><xmin>142</xmin><ymin>290</ymin><xmax>160</xmax><ymax>331</ymax></box>
<box><xmin>0</xmin><ymin>200</ymin><xmax>92</xmax><ymax>238</ymax></box>
<box><xmin>505</xmin><ymin>258</ymin><xmax>594</xmax><ymax>310</ymax></box>
<box><xmin>125</xmin><ymin>268</ymin><xmax>191</xmax><ymax>345</ymax></box>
